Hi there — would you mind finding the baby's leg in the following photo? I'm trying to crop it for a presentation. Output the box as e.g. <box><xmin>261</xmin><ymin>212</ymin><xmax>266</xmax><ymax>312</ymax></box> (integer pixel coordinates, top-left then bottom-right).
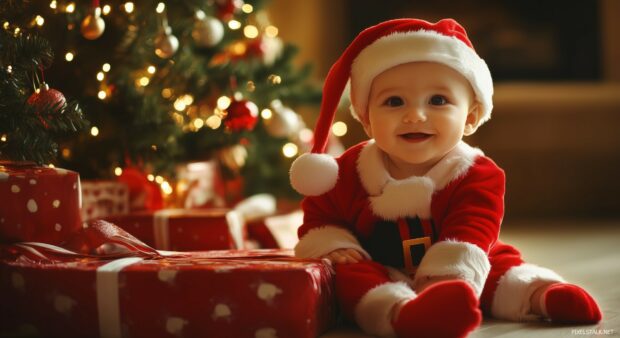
<box><xmin>335</xmin><ymin>260</ymin><xmax>413</xmax><ymax>336</ymax></box>
<box><xmin>481</xmin><ymin>242</ymin><xmax>601</xmax><ymax>323</ymax></box>
<box><xmin>336</xmin><ymin>260</ymin><xmax>481</xmax><ymax>337</ymax></box>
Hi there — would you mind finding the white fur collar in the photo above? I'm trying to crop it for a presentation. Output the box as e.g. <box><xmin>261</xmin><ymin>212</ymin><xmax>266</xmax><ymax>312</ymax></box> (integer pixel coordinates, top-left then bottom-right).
<box><xmin>356</xmin><ymin>140</ymin><xmax>483</xmax><ymax>220</ymax></box>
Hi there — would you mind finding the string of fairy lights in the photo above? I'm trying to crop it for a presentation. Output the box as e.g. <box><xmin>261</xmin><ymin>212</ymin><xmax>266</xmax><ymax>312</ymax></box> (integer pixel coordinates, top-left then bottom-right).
<box><xmin>2</xmin><ymin>1</ymin><xmax>350</xmax><ymax>197</ymax></box>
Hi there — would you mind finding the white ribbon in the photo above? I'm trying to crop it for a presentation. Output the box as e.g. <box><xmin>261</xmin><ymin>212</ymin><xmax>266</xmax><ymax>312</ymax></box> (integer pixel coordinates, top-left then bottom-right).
<box><xmin>97</xmin><ymin>257</ymin><xmax>144</xmax><ymax>338</ymax></box>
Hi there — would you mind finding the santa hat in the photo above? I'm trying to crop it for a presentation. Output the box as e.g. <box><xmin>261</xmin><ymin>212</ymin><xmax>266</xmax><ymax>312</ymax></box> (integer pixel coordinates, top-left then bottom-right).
<box><xmin>290</xmin><ymin>18</ymin><xmax>493</xmax><ymax>196</ymax></box>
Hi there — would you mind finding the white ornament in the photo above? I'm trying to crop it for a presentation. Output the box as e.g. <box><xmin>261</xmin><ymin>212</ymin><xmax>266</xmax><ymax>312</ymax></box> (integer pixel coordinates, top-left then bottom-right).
<box><xmin>27</xmin><ymin>199</ymin><xmax>38</xmax><ymax>213</ymax></box>
<box><xmin>257</xmin><ymin>283</ymin><xmax>282</xmax><ymax>302</ymax></box>
<box><xmin>212</xmin><ymin>303</ymin><xmax>231</xmax><ymax>319</ymax></box>
<box><xmin>11</xmin><ymin>184</ymin><xmax>20</xmax><ymax>193</ymax></box>
<box><xmin>192</xmin><ymin>10</ymin><xmax>224</xmax><ymax>48</ymax></box>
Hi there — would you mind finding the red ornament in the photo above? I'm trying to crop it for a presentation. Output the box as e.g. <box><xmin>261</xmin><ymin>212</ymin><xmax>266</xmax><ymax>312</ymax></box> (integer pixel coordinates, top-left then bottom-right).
<box><xmin>26</xmin><ymin>82</ymin><xmax>67</xmax><ymax>128</ymax></box>
<box><xmin>215</xmin><ymin>0</ymin><xmax>243</xmax><ymax>19</ymax></box>
<box><xmin>224</xmin><ymin>100</ymin><xmax>259</xmax><ymax>131</ymax></box>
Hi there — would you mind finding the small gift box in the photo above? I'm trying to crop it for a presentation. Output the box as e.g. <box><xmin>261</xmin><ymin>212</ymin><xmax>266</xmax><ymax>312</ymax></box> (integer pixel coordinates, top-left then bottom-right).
<box><xmin>105</xmin><ymin>208</ymin><xmax>245</xmax><ymax>251</ymax></box>
<box><xmin>81</xmin><ymin>180</ymin><xmax>130</xmax><ymax>221</ymax></box>
<box><xmin>0</xmin><ymin>221</ymin><xmax>336</xmax><ymax>338</ymax></box>
<box><xmin>0</xmin><ymin>161</ymin><xmax>82</xmax><ymax>245</ymax></box>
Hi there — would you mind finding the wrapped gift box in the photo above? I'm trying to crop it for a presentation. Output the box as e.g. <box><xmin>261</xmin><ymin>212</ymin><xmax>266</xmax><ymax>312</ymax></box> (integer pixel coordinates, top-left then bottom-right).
<box><xmin>105</xmin><ymin>209</ymin><xmax>246</xmax><ymax>251</ymax></box>
<box><xmin>0</xmin><ymin>162</ymin><xmax>82</xmax><ymax>245</ymax></box>
<box><xmin>81</xmin><ymin>180</ymin><xmax>130</xmax><ymax>221</ymax></box>
<box><xmin>246</xmin><ymin>210</ymin><xmax>303</xmax><ymax>249</ymax></box>
<box><xmin>0</xmin><ymin>242</ymin><xmax>336</xmax><ymax>338</ymax></box>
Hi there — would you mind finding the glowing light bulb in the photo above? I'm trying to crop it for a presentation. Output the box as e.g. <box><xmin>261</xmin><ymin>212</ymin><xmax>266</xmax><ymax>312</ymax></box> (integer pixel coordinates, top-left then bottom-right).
<box><xmin>147</xmin><ymin>65</ymin><xmax>156</xmax><ymax>74</ymax></box>
<box><xmin>102</xmin><ymin>63</ymin><xmax>111</xmax><ymax>72</ymax></box>
<box><xmin>90</xmin><ymin>126</ymin><xmax>100</xmax><ymax>136</ymax></box>
<box><xmin>261</xmin><ymin>109</ymin><xmax>273</xmax><ymax>119</ymax></box>
<box><xmin>65</xmin><ymin>52</ymin><xmax>74</xmax><ymax>62</ymax></box>
<box><xmin>265</xmin><ymin>26</ymin><xmax>278</xmax><ymax>38</ymax></box>
<box><xmin>35</xmin><ymin>15</ymin><xmax>45</xmax><ymax>26</ymax></box>
<box><xmin>96</xmin><ymin>72</ymin><xmax>105</xmax><ymax>81</ymax></box>
<box><xmin>241</xmin><ymin>4</ymin><xmax>253</xmax><ymax>13</ymax></box>
<box><xmin>331</xmin><ymin>121</ymin><xmax>348</xmax><ymax>137</ymax></box>
<box><xmin>243</xmin><ymin>25</ymin><xmax>259</xmax><ymax>39</ymax></box>
<box><xmin>282</xmin><ymin>143</ymin><xmax>298</xmax><ymax>158</ymax></box>
<box><xmin>65</xmin><ymin>3</ymin><xmax>75</xmax><ymax>13</ymax></box>
<box><xmin>217</xmin><ymin>96</ymin><xmax>231</xmax><ymax>110</ymax></box>
<box><xmin>124</xmin><ymin>2</ymin><xmax>134</xmax><ymax>13</ymax></box>
<box><xmin>102</xmin><ymin>5</ymin><xmax>111</xmax><ymax>15</ymax></box>
<box><xmin>97</xmin><ymin>90</ymin><xmax>107</xmax><ymax>100</ymax></box>
<box><xmin>228</xmin><ymin>20</ymin><xmax>241</xmax><ymax>30</ymax></box>
<box><xmin>156</xmin><ymin>2</ymin><xmax>165</xmax><ymax>13</ymax></box>
<box><xmin>114</xmin><ymin>167</ymin><xmax>123</xmax><ymax>176</ymax></box>
<box><xmin>206</xmin><ymin>115</ymin><xmax>222</xmax><ymax>129</ymax></box>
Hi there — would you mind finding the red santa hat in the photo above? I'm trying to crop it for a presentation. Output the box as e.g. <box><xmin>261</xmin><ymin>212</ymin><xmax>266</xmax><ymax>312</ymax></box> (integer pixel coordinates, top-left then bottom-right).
<box><xmin>290</xmin><ymin>18</ymin><xmax>493</xmax><ymax>196</ymax></box>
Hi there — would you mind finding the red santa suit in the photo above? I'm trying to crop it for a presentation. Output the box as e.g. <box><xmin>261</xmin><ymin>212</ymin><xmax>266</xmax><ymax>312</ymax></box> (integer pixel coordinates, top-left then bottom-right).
<box><xmin>295</xmin><ymin>140</ymin><xmax>565</xmax><ymax>336</ymax></box>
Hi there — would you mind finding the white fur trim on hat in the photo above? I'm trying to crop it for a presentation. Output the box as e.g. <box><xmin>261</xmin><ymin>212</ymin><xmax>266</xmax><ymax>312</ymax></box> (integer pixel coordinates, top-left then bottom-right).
<box><xmin>290</xmin><ymin>152</ymin><xmax>339</xmax><ymax>196</ymax></box>
<box><xmin>350</xmin><ymin>29</ymin><xmax>493</xmax><ymax>125</ymax></box>
<box><xmin>491</xmin><ymin>263</ymin><xmax>565</xmax><ymax>321</ymax></box>
<box><xmin>294</xmin><ymin>225</ymin><xmax>370</xmax><ymax>259</ymax></box>
<box><xmin>412</xmin><ymin>240</ymin><xmax>491</xmax><ymax>296</ymax></box>
<box><xmin>355</xmin><ymin>282</ymin><xmax>416</xmax><ymax>337</ymax></box>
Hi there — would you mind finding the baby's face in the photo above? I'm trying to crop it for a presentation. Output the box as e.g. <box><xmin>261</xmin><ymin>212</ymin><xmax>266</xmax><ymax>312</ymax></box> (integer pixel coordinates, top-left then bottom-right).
<box><xmin>363</xmin><ymin>62</ymin><xmax>479</xmax><ymax>174</ymax></box>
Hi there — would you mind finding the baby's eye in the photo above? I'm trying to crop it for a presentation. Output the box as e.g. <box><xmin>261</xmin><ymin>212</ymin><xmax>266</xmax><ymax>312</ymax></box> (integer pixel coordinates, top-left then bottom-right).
<box><xmin>429</xmin><ymin>95</ymin><xmax>448</xmax><ymax>106</ymax></box>
<box><xmin>383</xmin><ymin>96</ymin><xmax>404</xmax><ymax>107</ymax></box>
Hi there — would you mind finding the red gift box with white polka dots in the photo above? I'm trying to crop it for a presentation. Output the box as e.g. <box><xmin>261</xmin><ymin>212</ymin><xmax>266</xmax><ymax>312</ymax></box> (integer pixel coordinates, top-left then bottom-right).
<box><xmin>0</xmin><ymin>248</ymin><xmax>336</xmax><ymax>338</ymax></box>
<box><xmin>0</xmin><ymin>162</ymin><xmax>82</xmax><ymax>245</ymax></box>
<box><xmin>104</xmin><ymin>208</ymin><xmax>246</xmax><ymax>251</ymax></box>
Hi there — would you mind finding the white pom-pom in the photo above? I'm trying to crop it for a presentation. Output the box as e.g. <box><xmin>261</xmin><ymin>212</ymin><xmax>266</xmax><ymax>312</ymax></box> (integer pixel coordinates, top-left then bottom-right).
<box><xmin>290</xmin><ymin>153</ymin><xmax>339</xmax><ymax>196</ymax></box>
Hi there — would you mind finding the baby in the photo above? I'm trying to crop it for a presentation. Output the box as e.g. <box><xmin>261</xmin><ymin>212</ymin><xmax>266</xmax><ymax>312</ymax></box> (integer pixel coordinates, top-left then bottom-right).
<box><xmin>290</xmin><ymin>18</ymin><xmax>601</xmax><ymax>337</ymax></box>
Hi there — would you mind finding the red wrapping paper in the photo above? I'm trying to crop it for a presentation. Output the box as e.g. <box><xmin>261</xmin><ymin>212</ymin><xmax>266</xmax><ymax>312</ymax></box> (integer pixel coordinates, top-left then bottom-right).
<box><xmin>0</xmin><ymin>244</ymin><xmax>336</xmax><ymax>338</ymax></box>
<box><xmin>81</xmin><ymin>180</ymin><xmax>129</xmax><ymax>221</ymax></box>
<box><xmin>105</xmin><ymin>208</ymin><xmax>246</xmax><ymax>251</ymax></box>
<box><xmin>0</xmin><ymin>162</ymin><xmax>82</xmax><ymax>245</ymax></box>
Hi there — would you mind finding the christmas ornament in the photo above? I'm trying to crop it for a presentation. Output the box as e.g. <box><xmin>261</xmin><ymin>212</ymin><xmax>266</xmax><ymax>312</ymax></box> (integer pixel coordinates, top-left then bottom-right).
<box><xmin>154</xmin><ymin>16</ymin><xmax>178</xmax><ymax>59</ymax></box>
<box><xmin>80</xmin><ymin>2</ymin><xmax>105</xmax><ymax>40</ymax></box>
<box><xmin>27</xmin><ymin>82</ymin><xmax>67</xmax><ymax>128</ymax></box>
<box><xmin>215</xmin><ymin>0</ymin><xmax>243</xmax><ymax>19</ymax></box>
<box><xmin>224</xmin><ymin>99</ymin><xmax>259</xmax><ymax>131</ymax></box>
<box><xmin>218</xmin><ymin>144</ymin><xmax>247</xmax><ymax>173</ymax></box>
<box><xmin>264</xmin><ymin>101</ymin><xmax>303</xmax><ymax>138</ymax></box>
<box><xmin>192</xmin><ymin>10</ymin><xmax>224</xmax><ymax>48</ymax></box>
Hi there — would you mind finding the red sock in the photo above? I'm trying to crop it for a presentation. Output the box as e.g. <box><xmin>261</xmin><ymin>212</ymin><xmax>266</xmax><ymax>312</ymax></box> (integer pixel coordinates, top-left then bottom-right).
<box><xmin>544</xmin><ymin>283</ymin><xmax>602</xmax><ymax>324</ymax></box>
<box><xmin>392</xmin><ymin>280</ymin><xmax>481</xmax><ymax>338</ymax></box>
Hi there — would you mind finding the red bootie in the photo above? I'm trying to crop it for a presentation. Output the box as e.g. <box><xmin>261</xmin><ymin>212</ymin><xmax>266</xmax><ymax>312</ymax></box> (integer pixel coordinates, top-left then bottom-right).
<box><xmin>392</xmin><ymin>280</ymin><xmax>481</xmax><ymax>338</ymax></box>
<box><xmin>544</xmin><ymin>283</ymin><xmax>602</xmax><ymax>324</ymax></box>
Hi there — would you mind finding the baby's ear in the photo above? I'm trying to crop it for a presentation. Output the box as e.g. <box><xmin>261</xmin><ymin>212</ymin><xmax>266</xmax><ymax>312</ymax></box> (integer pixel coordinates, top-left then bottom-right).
<box><xmin>360</xmin><ymin>112</ymin><xmax>373</xmax><ymax>138</ymax></box>
<box><xmin>464</xmin><ymin>102</ymin><xmax>482</xmax><ymax>136</ymax></box>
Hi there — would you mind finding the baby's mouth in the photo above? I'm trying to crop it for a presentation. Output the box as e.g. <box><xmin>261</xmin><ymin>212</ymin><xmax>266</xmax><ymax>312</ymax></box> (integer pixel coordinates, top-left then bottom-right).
<box><xmin>399</xmin><ymin>132</ymin><xmax>433</xmax><ymax>142</ymax></box>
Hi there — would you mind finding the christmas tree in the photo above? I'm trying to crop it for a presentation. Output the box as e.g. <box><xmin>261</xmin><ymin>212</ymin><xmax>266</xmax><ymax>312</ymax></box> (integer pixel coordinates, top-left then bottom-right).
<box><xmin>0</xmin><ymin>1</ymin><xmax>88</xmax><ymax>165</ymax></box>
<box><xmin>6</xmin><ymin>0</ymin><xmax>320</xmax><ymax>203</ymax></box>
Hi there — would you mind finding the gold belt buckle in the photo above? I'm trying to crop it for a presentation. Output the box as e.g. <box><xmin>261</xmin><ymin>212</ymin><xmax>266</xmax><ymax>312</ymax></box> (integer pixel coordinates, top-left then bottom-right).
<box><xmin>402</xmin><ymin>236</ymin><xmax>431</xmax><ymax>274</ymax></box>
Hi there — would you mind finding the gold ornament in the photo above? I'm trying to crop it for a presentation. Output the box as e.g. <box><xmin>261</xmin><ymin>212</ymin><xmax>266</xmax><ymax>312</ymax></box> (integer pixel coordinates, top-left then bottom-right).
<box><xmin>154</xmin><ymin>26</ymin><xmax>179</xmax><ymax>59</ymax></box>
<box><xmin>80</xmin><ymin>7</ymin><xmax>105</xmax><ymax>40</ymax></box>
<box><xmin>264</xmin><ymin>100</ymin><xmax>303</xmax><ymax>137</ymax></box>
<box><xmin>218</xmin><ymin>144</ymin><xmax>247</xmax><ymax>173</ymax></box>
<box><xmin>192</xmin><ymin>10</ymin><xmax>225</xmax><ymax>48</ymax></box>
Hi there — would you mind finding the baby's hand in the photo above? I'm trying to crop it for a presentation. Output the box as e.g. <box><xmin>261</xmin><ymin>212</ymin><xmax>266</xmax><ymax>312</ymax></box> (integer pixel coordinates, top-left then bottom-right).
<box><xmin>323</xmin><ymin>248</ymin><xmax>366</xmax><ymax>264</ymax></box>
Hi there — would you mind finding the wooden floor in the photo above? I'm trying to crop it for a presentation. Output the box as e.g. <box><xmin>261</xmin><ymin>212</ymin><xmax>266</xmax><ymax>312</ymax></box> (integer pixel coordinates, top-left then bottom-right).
<box><xmin>321</xmin><ymin>219</ymin><xmax>620</xmax><ymax>338</ymax></box>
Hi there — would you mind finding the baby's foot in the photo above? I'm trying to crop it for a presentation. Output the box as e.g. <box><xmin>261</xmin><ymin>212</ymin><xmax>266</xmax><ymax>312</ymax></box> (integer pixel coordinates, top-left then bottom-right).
<box><xmin>392</xmin><ymin>280</ymin><xmax>481</xmax><ymax>338</ymax></box>
<box><xmin>544</xmin><ymin>283</ymin><xmax>602</xmax><ymax>324</ymax></box>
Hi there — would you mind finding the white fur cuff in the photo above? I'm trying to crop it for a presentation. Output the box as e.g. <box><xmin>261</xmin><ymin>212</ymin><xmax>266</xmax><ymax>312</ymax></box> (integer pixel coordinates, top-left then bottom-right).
<box><xmin>491</xmin><ymin>263</ymin><xmax>565</xmax><ymax>321</ymax></box>
<box><xmin>413</xmin><ymin>240</ymin><xmax>490</xmax><ymax>296</ymax></box>
<box><xmin>294</xmin><ymin>226</ymin><xmax>369</xmax><ymax>259</ymax></box>
<box><xmin>355</xmin><ymin>282</ymin><xmax>416</xmax><ymax>337</ymax></box>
